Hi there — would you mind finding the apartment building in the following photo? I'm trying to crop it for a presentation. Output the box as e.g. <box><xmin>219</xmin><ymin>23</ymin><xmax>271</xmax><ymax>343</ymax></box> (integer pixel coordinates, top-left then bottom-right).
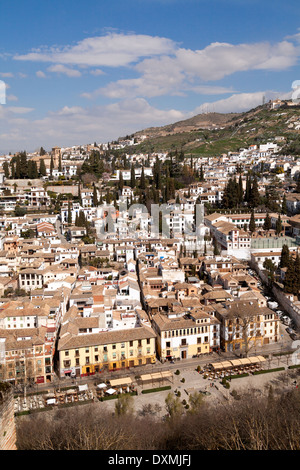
<box><xmin>214</xmin><ymin>300</ymin><xmax>280</xmax><ymax>353</ymax></box>
<box><xmin>57</xmin><ymin>323</ymin><xmax>156</xmax><ymax>377</ymax></box>
<box><xmin>152</xmin><ymin>309</ymin><xmax>220</xmax><ymax>361</ymax></box>
<box><xmin>0</xmin><ymin>327</ymin><xmax>53</xmax><ymax>384</ymax></box>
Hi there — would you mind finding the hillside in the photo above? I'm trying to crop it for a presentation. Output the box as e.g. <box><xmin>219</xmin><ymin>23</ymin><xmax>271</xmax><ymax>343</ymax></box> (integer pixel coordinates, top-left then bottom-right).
<box><xmin>122</xmin><ymin>101</ymin><xmax>300</xmax><ymax>156</ymax></box>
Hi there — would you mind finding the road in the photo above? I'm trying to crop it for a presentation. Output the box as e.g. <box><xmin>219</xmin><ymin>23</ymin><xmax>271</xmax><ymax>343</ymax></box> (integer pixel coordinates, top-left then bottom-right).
<box><xmin>55</xmin><ymin>216</ymin><xmax>67</xmax><ymax>243</ymax></box>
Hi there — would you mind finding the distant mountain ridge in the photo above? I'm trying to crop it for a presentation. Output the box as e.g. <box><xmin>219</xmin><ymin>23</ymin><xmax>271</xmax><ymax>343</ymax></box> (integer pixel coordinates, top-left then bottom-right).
<box><xmin>134</xmin><ymin>112</ymin><xmax>243</xmax><ymax>139</ymax></box>
<box><xmin>121</xmin><ymin>100</ymin><xmax>300</xmax><ymax>156</ymax></box>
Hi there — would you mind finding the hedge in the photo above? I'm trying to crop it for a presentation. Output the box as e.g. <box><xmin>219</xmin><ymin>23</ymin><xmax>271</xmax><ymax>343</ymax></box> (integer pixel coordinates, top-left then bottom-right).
<box><xmin>253</xmin><ymin>367</ymin><xmax>285</xmax><ymax>375</ymax></box>
<box><xmin>288</xmin><ymin>364</ymin><xmax>300</xmax><ymax>369</ymax></box>
<box><xmin>227</xmin><ymin>373</ymin><xmax>249</xmax><ymax>379</ymax></box>
<box><xmin>141</xmin><ymin>386</ymin><xmax>171</xmax><ymax>394</ymax></box>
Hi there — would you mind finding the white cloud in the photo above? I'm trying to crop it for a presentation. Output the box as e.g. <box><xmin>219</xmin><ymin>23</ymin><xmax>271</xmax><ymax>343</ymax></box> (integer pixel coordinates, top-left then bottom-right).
<box><xmin>47</xmin><ymin>64</ymin><xmax>82</xmax><ymax>77</ymax></box>
<box><xmin>14</xmin><ymin>33</ymin><xmax>176</xmax><ymax>68</ymax></box>
<box><xmin>0</xmin><ymin>99</ymin><xmax>185</xmax><ymax>152</ymax></box>
<box><xmin>90</xmin><ymin>69</ymin><xmax>105</xmax><ymax>76</ymax></box>
<box><xmin>192</xmin><ymin>90</ymin><xmax>291</xmax><ymax>114</ymax></box>
<box><xmin>73</xmin><ymin>35</ymin><xmax>300</xmax><ymax>100</ymax></box>
<box><xmin>36</xmin><ymin>70</ymin><xmax>47</xmax><ymax>78</ymax></box>
<box><xmin>6</xmin><ymin>94</ymin><xmax>18</xmax><ymax>102</ymax></box>
<box><xmin>0</xmin><ymin>72</ymin><xmax>14</xmax><ymax>78</ymax></box>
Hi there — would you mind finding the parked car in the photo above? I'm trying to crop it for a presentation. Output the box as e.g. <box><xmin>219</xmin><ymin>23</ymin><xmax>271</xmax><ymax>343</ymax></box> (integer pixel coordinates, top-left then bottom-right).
<box><xmin>283</xmin><ymin>316</ymin><xmax>292</xmax><ymax>326</ymax></box>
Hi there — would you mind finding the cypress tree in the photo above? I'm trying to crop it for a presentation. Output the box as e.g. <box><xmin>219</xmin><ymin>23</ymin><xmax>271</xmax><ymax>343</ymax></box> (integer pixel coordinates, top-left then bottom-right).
<box><xmin>130</xmin><ymin>164</ymin><xmax>136</xmax><ymax>189</ymax></box>
<box><xmin>39</xmin><ymin>159</ymin><xmax>47</xmax><ymax>177</ymax></box>
<box><xmin>20</xmin><ymin>152</ymin><xmax>28</xmax><ymax>179</ymax></box>
<box><xmin>275</xmin><ymin>215</ymin><xmax>283</xmax><ymax>235</ymax></box>
<box><xmin>93</xmin><ymin>184</ymin><xmax>98</xmax><ymax>207</ymax></box>
<box><xmin>50</xmin><ymin>155</ymin><xmax>54</xmax><ymax>177</ymax></box>
<box><xmin>263</xmin><ymin>212</ymin><xmax>271</xmax><ymax>231</ymax></box>
<box><xmin>199</xmin><ymin>165</ymin><xmax>204</xmax><ymax>181</ymax></box>
<box><xmin>280</xmin><ymin>244</ymin><xmax>290</xmax><ymax>268</ymax></box>
<box><xmin>238</xmin><ymin>174</ymin><xmax>243</xmax><ymax>203</ymax></box>
<box><xmin>281</xmin><ymin>194</ymin><xmax>287</xmax><ymax>215</ymax></box>
<box><xmin>15</xmin><ymin>156</ymin><xmax>21</xmax><ymax>179</ymax></box>
<box><xmin>118</xmin><ymin>171</ymin><xmax>124</xmax><ymax>192</ymax></box>
<box><xmin>67</xmin><ymin>200</ymin><xmax>72</xmax><ymax>224</ymax></box>
<box><xmin>140</xmin><ymin>166</ymin><xmax>146</xmax><ymax>190</ymax></box>
<box><xmin>78</xmin><ymin>182</ymin><xmax>82</xmax><ymax>204</ymax></box>
<box><xmin>284</xmin><ymin>256</ymin><xmax>297</xmax><ymax>294</ymax></box>
<box><xmin>249</xmin><ymin>211</ymin><xmax>256</xmax><ymax>233</ymax></box>
<box><xmin>3</xmin><ymin>161</ymin><xmax>9</xmax><ymax>178</ymax></box>
<box><xmin>249</xmin><ymin>176</ymin><xmax>260</xmax><ymax>208</ymax></box>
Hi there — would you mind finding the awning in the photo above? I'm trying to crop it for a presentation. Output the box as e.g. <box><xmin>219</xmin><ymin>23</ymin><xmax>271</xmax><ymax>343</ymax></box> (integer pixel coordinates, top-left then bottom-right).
<box><xmin>139</xmin><ymin>374</ymin><xmax>152</xmax><ymax>382</ymax></box>
<box><xmin>230</xmin><ymin>359</ymin><xmax>244</xmax><ymax>367</ymax></box>
<box><xmin>97</xmin><ymin>383</ymin><xmax>107</xmax><ymax>389</ymax></box>
<box><xmin>109</xmin><ymin>377</ymin><xmax>132</xmax><ymax>387</ymax></box>
<box><xmin>78</xmin><ymin>384</ymin><xmax>88</xmax><ymax>392</ymax></box>
<box><xmin>106</xmin><ymin>388</ymin><xmax>117</xmax><ymax>395</ymax></box>
<box><xmin>46</xmin><ymin>398</ymin><xmax>56</xmax><ymax>405</ymax></box>
<box><xmin>210</xmin><ymin>361</ymin><xmax>232</xmax><ymax>370</ymax></box>
<box><xmin>139</xmin><ymin>371</ymin><xmax>172</xmax><ymax>382</ymax></box>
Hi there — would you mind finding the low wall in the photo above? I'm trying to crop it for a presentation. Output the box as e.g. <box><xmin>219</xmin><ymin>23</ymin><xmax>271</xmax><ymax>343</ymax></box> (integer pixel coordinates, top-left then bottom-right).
<box><xmin>0</xmin><ymin>386</ymin><xmax>17</xmax><ymax>450</ymax></box>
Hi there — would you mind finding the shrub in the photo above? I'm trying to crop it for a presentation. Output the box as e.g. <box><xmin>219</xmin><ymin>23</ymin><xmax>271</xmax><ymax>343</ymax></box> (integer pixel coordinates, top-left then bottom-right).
<box><xmin>141</xmin><ymin>386</ymin><xmax>171</xmax><ymax>394</ymax></box>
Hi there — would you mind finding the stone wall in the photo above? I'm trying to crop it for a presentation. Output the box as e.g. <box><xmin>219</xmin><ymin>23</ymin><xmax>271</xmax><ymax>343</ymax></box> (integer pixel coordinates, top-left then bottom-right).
<box><xmin>0</xmin><ymin>384</ymin><xmax>17</xmax><ymax>450</ymax></box>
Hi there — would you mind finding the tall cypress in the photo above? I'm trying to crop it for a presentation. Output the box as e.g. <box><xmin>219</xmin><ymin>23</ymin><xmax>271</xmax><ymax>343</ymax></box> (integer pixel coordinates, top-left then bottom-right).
<box><xmin>249</xmin><ymin>211</ymin><xmax>256</xmax><ymax>233</ymax></box>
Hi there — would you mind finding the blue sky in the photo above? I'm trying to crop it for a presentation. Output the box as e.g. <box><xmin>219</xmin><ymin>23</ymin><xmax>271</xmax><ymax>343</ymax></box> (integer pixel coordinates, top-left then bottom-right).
<box><xmin>0</xmin><ymin>0</ymin><xmax>300</xmax><ymax>153</ymax></box>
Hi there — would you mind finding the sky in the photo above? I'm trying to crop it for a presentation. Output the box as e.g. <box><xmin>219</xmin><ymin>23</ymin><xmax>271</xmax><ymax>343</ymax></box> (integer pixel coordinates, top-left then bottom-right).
<box><xmin>0</xmin><ymin>0</ymin><xmax>300</xmax><ymax>153</ymax></box>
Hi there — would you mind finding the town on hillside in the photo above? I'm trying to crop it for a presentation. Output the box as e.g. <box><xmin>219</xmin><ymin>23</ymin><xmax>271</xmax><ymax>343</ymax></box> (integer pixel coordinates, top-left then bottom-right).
<box><xmin>1</xmin><ymin>100</ymin><xmax>300</xmax><ymax>408</ymax></box>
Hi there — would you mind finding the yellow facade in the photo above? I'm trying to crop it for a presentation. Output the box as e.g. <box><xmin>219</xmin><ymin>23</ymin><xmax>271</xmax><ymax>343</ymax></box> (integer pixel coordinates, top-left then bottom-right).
<box><xmin>60</xmin><ymin>335</ymin><xmax>156</xmax><ymax>376</ymax></box>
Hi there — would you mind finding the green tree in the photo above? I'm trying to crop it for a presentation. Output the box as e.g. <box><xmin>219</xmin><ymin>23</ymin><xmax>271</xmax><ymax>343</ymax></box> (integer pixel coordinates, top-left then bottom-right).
<box><xmin>263</xmin><ymin>212</ymin><xmax>271</xmax><ymax>231</ymax></box>
<box><xmin>249</xmin><ymin>211</ymin><xmax>256</xmax><ymax>233</ymax></box>
<box><xmin>67</xmin><ymin>199</ymin><xmax>72</xmax><ymax>225</ymax></box>
<box><xmin>140</xmin><ymin>166</ymin><xmax>146</xmax><ymax>190</ymax></box>
<box><xmin>275</xmin><ymin>215</ymin><xmax>283</xmax><ymax>235</ymax></box>
<box><xmin>39</xmin><ymin>159</ymin><xmax>47</xmax><ymax>177</ymax></box>
<box><xmin>58</xmin><ymin>155</ymin><xmax>62</xmax><ymax>172</ymax></box>
<box><xmin>263</xmin><ymin>258</ymin><xmax>276</xmax><ymax>282</ymax></box>
<box><xmin>92</xmin><ymin>184</ymin><xmax>98</xmax><ymax>207</ymax></box>
<box><xmin>130</xmin><ymin>164</ymin><xmax>136</xmax><ymax>189</ymax></box>
<box><xmin>284</xmin><ymin>256</ymin><xmax>297</xmax><ymax>294</ymax></box>
<box><xmin>249</xmin><ymin>176</ymin><xmax>260</xmax><ymax>208</ymax></box>
<box><xmin>50</xmin><ymin>155</ymin><xmax>54</xmax><ymax>177</ymax></box>
<box><xmin>2</xmin><ymin>161</ymin><xmax>9</xmax><ymax>178</ymax></box>
<box><xmin>281</xmin><ymin>194</ymin><xmax>287</xmax><ymax>215</ymax></box>
<box><xmin>199</xmin><ymin>164</ymin><xmax>204</xmax><ymax>181</ymax></box>
<box><xmin>118</xmin><ymin>171</ymin><xmax>124</xmax><ymax>192</ymax></box>
<box><xmin>280</xmin><ymin>244</ymin><xmax>290</xmax><ymax>268</ymax></box>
